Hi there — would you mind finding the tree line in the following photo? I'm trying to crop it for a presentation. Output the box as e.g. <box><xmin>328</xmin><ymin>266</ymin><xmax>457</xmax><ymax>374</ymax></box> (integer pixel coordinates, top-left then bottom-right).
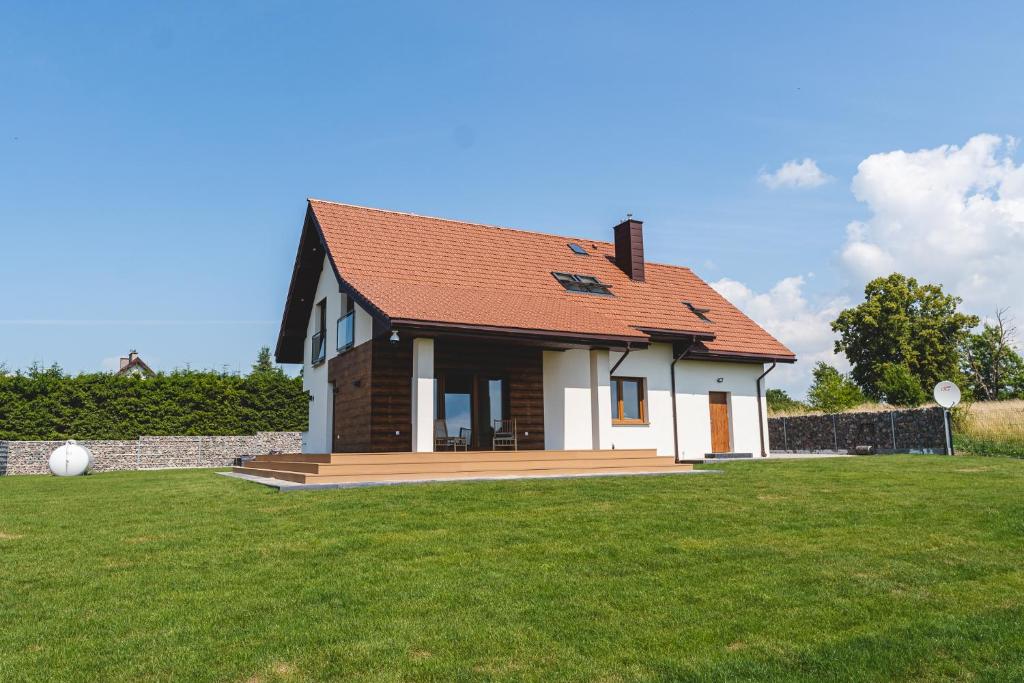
<box><xmin>0</xmin><ymin>347</ymin><xmax>307</xmax><ymax>440</ymax></box>
<box><xmin>768</xmin><ymin>273</ymin><xmax>1024</xmax><ymax>413</ymax></box>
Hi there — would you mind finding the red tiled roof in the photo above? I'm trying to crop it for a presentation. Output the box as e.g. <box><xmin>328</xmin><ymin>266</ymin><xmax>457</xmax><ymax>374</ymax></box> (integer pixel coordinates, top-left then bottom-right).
<box><xmin>307</xmin><ymin>199</ymin><xmax>795</xmax><ymax>360</ymax></box>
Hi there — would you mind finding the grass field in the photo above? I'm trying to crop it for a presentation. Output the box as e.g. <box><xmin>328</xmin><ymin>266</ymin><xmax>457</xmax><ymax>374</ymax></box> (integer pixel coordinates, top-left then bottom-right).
<box><xmin>2</xmin><ymin>457</ymin><xmax>1023</xmax><ymax>682</ymax></box>
<box><xmin>955</xmin><ymin>400</ymin><xmax>1024</xmax><ymax>458</ymax></box>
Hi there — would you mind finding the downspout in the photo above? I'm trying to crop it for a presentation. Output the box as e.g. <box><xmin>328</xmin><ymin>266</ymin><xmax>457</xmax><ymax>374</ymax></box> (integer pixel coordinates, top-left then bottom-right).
<box><xmin>670</xmin><ymin>341</ymin><xmax>696</xmax><ymax>463</ymax></box>
<box><xmin>609</xmin><ymin>344</ymin><xmax>631</xmax><ymax>376</ymax></box>
<box><xmin>755</xmin><ymin>363</ymin><xmax>777</xmax><ymax>457</ymax></box>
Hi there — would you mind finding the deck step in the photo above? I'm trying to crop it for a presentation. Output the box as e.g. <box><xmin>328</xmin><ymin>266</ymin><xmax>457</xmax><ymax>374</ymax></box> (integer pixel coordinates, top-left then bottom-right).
<box><xmin>233</xmin><ymin>462</ymin><xmax>693</xmax><ymax>485</ymax></box>
<box><xmin>250</xmin><ymin>449</ymin><xmax>659</xmax><ymax>466</ymax></box>
<box><xmin>232</xmin><ymin>466</ymin><xmax>309</xmax><ymax>483</ymax></box>
<box><xmin>242</xmin><ymin>456</ymin><xmax>678</xmax><ymax>477</ymax></box>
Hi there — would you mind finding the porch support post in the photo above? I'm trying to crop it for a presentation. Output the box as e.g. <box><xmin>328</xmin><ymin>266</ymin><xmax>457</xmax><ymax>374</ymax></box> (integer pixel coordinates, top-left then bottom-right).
<box><xmin>542</xmin><ymin>349</ymin><xmax>595</xmax><ymax>450</ymax></box>
<box><xmin>411</xmin><ymin>337</ymin><xmax>435</xmax><ymax>452</ymax></box>
<box><xmin>589</xmin><ymin>350</ymin><xmax>612</xmax><ymax>450</ymax></box>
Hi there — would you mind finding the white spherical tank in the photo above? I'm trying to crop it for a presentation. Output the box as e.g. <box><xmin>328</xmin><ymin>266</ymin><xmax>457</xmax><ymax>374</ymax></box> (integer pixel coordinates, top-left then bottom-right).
<box><xmin>48</xmin><ymin>440</ymin><xmax>92</xmax><ymax>477</ymax></box>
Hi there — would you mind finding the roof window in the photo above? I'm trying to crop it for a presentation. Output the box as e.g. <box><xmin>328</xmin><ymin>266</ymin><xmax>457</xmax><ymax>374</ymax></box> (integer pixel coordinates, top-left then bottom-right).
<box><xmin>684</xmin><ymin>301</ymin><xmax>712</xmax><ymax>322</ymax></box>
<box><xmin>567</xmin><ymin>242</ymin><xmax>589</xmax><ymax>255</ymax></box>
<box><xmin>553</xmin><ymin>272</ymin><xmax>613</xmax><ymax>296</ymax></box>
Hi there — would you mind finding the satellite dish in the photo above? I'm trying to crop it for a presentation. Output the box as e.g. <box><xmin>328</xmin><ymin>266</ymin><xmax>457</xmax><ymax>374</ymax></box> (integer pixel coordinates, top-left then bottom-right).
<box><xmin>48</xmin><ymin>440</ymin><xmax>92</xmax><ymax>477</ymax></box>
<box><xmin>933</xmin><ymin>381</ymin><xmax>961</xmax><ymax>409</ymax></box>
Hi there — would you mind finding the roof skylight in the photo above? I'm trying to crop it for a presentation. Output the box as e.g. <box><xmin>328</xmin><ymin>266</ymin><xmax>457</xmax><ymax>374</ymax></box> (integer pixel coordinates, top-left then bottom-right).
<box><xmin>684</xmin><ymin>301</ymin><xmax>712</xmax><ymax>322</ymax></box>
<box><xmin>553</xmin><ymin>272</ymin><xmax>613</xmax><ymax>296</ymax></box>
<box><xmin>568</xmin><ymin>243</ymin><xmax>589</xmax><ymax>255</ymax></box>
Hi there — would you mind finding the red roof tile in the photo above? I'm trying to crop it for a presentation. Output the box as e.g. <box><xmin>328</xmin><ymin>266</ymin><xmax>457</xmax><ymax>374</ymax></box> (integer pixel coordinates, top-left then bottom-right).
<box><xmin>307</xmin><ymin>199</ymin><xmax>795</xmax><ymax>360</ymax></box>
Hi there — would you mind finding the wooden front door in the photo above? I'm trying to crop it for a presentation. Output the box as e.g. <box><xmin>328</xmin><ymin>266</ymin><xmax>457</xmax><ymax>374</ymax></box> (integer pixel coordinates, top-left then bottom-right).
<box><xmin>709</xmin><ymin>392</ymin><xmax>731</xmax><ymax>453</ymax></box>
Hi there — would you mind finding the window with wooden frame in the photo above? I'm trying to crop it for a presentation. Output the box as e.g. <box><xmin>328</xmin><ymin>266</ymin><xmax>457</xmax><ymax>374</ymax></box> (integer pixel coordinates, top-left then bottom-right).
<box><xmin>610</xmin><ymin>377</ymin><xmax>646</xmax><ymax>424</ymax></box>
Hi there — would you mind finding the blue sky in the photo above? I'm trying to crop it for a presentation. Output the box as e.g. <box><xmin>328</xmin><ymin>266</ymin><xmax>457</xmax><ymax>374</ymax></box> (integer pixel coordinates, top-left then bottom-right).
<box><xmin>2</xmin><ymin>2</ymin><xmax>1022</xmax><ymax>393</ymax></box>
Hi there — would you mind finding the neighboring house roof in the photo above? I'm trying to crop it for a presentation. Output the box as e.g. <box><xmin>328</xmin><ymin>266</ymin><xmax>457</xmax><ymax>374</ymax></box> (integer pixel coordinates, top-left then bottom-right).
<box><xmin>116</xmin><ymin>351</ymin><xmax>155</xmax><ymax>377</ymax></box>
<box><xmin>275</xmin><ymin>199</ymin><xmax>796</xmax><ymax>364</ymax></box>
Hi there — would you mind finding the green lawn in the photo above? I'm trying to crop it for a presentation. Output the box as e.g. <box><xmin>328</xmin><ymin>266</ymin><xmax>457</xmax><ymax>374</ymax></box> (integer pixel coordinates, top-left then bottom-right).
<box><xmin>1</xmin><ymin>457</ymin><xmax>1023</xmax><ymax>682</ymax></box>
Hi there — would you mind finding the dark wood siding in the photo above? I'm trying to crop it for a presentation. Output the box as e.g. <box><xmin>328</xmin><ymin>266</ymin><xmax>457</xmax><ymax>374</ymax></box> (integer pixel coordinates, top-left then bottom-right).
<box><xmin>328</xmin><ymin>335</ymin><xmax>546</xmax><ymax>453</ymax></box>
<box><xmin>370</xmin><ymin>336</ymin><xmax>413</xmax><ymax>452</ymax></box>
<box><xmin>328</xmin><ymin>344</ymin><xmax>372</xmax><ymax>452</ymax></box>
<box><xmin>434</xmin><ymin>339</ymin><xmax>545</xmax><ymax>450</ymax></box>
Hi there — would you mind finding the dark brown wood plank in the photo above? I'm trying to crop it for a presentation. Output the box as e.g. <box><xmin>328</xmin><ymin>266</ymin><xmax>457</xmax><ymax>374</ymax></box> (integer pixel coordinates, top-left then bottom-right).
<box><xmin>328</xmin><ymin>343</ymin><xmax>373</xmax><ymax>452</ymax></box>
<box><xmin>370</xmin><ymin>335</ymin><xmax>413</xmax><ymax>452</ymax></box>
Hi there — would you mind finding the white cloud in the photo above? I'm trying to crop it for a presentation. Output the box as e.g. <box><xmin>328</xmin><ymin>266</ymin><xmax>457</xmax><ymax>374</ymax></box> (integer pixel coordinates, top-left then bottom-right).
<box><xmin>758</xmin><ymin>158</ymin><xmax>833</xmax><ymax>189</ymax></box>
<box><xmin>841</xmin><ymin>134</ymin><xmax>1024</xmax><ymax>316</ymax></box>
<box><xmin>719</xmin><ymin>134</ymin><xmax>1024</xmax><ymax>398</ymax></box>
<box><xmin>711</xmin><ymin>275</ymin><xmax>848</xmax><ymax>396</ymax></box>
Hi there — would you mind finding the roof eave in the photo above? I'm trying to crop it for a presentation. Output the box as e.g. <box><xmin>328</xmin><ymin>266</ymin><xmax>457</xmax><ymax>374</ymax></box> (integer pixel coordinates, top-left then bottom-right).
<box><xmin>633</xmin><ymin>326</ymin><xmax>716</xmax><ymax>343</ymax></box>
<box><xmin>388</xmin><ymin>318</ymin><xmax>650</xmax><ymax>351</ymax></box>
<box><xmin>274</xmin><ymin>202</ymin><xmax>392</xmax><ymax>364</ymax></box>
<box><xmin>685</xmin><ymin>349</ymin><xmax>797</xmax><ymax>364</ymax></box>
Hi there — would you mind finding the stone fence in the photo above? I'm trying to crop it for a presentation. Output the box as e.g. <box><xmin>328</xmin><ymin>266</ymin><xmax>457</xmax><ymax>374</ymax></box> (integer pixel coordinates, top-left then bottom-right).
<box><xmin>0</xmin><ymin>431</ymin><xmax>301</xmax><ymax>476</ymax></box>
<box><xmin>768</xmin><ymin>406</ymin><xmax>948</xmax><ymax>454</ymax></box>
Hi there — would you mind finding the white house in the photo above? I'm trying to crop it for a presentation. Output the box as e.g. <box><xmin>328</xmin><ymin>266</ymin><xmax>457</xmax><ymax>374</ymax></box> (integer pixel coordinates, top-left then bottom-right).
<box><xmin>115</xmin><ymin>350</ymin><xmax>155</xmax><ymax>378</ymax></box>
<box><xmin>275</xmin><ymin>199</ymin><xmax>795</xmax><ymax>461</ymax></box>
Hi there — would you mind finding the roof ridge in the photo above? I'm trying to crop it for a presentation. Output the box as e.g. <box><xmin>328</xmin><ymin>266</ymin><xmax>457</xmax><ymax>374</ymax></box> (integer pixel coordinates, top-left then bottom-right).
<box><xmin>307</xmin><ymin>197</ymin><xmax>614</xmax><ymax>247</ymax></box>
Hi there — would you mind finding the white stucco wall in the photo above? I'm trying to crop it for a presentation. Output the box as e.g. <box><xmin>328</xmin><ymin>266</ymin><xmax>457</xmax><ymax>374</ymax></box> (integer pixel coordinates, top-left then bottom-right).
<box><xmin>600</xmin><ymin>345</ymin><xmax>769</xmax><ymax>458</ymax></box>
<box><xmin>301</xmin><ymin>255</ymin><xmax>374</xmax><ymax>454</ymax></box>
<box><xmin>674</xmin><ymin>359</ymin><xmax>769</xmax><ymax>459</ymax></box>
<box><xmin>607</xmin><ymin>344</ymin><xmax>677</xmax><ymax>455</ymax></box>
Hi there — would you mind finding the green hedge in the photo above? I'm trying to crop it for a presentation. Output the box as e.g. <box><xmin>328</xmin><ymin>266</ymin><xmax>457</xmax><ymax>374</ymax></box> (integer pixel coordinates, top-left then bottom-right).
<box><xmin>0</xmin><ymin>363</ymin><xmax>307</xmax><ymax>441</ymax></box>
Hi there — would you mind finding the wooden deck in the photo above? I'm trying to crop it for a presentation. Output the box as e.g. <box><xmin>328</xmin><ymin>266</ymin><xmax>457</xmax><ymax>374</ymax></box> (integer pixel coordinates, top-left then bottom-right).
<box><xmin>232</xmin><ymin>449</ymin><xmax>693</xmax><ymax>485</ymax></box>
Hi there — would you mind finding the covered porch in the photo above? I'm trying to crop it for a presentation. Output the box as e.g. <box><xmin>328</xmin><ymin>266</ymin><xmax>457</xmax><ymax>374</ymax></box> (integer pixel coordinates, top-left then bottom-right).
<box><xmin>410</xmin><ymin>335</ymin><xmax>547</xmax><ymax>452</ymax></box>
<box><xmin>326</xmin><ymin>327</ymin><xmax>648</xmax><ymax>455</ymax></box>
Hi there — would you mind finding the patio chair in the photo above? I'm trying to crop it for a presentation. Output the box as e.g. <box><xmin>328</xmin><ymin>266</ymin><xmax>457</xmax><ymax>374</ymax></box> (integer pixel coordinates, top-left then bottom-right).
<box><xmin>434</xmin><ymin>419</ymin><xmax>459</xmax><ymax>451</ymax></box>
<box><xmin>492</xmin><ymin>419</ymin><xmax>517</xmax><ymax>450</ymax></box>
<box><xmin>456</xmin><ymin>427</ymin><xmax>472</xmax><ymax>451</ymax></box>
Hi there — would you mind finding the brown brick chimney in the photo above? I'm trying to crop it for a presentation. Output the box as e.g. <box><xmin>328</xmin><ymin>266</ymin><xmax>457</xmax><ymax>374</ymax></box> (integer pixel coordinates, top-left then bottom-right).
<box><xmin>613</xmin><ymin>216</ymin><xmax>645</xmax><ymax>281</ymax></box>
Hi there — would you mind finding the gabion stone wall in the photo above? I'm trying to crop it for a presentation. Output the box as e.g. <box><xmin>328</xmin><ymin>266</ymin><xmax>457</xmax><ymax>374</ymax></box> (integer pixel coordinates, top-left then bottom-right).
<box><xmin>0</xmin><ymin>432</ymin><xmax>301</xmax><ymax>476</ymax></box>
<box><xmin>768</xmin><ymin>407</ymin><xmax>947</xmax><ymax>454</ymax></box>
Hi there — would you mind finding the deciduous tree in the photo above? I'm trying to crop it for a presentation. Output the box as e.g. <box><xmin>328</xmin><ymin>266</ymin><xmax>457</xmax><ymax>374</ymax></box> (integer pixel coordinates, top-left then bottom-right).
<box><xmin>806</xmin><ymin>362</ymin><xmax>867</xmax><ymax>412</ymax></box>
<box><xmin>876</xmin><ymin>362</ymin><xmax>927</xmax><ymax>406</ymax></box>
<box><xmin>832</xmin><ymin>273</ymin><xmax>978</xmax><ymax>400</ymax></box>
<box><xmin>962</xmin><ymin>309</ymin><xmax>1024</xmax><ymax>400</ymax></box>
<box><xmin>766</xmin><ymin>388</ymin><xmax>805</xmax><ymax>413</ymax></box>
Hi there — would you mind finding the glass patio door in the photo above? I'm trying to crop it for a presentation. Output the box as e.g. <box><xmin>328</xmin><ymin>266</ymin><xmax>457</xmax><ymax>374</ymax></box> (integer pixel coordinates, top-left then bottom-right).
<box><xmin>477</xmin><ymin>377</ymin><xmax>507</xmax><ymax>449</ymax></box>
<box><xmin>437</xmin><ymin>373</ymin><xmax>473</xmax><ymax>446</ymax></box>
<box><xmin>436</xmin><ymin>374</ymin><xmax>508</xmax><ymax>449</ymax></box>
